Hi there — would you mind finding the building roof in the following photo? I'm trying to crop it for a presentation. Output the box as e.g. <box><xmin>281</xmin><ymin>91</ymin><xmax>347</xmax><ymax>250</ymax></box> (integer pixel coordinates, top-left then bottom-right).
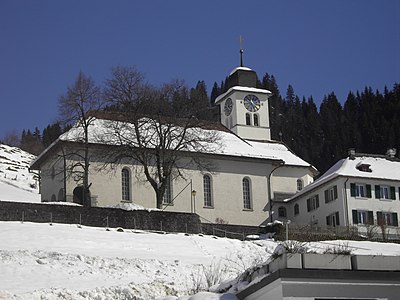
<box><xmin>31</xmin><ymin>117</ymin><xmax>315</xmax><ymax>171</ymax></box>
<box><xmin>214</xmin><ymin>86</ymin><xmax>272</xmax><ymax>104</ymax></box>
<box><xmin>285</xmin><ymin>153</ymin><xmax>400</xmax><ymax>202</ymax></box>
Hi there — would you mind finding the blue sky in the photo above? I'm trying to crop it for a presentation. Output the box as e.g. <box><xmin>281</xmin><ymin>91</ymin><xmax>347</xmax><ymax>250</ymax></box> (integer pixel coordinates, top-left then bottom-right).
<box><xmin>0</xmin><ymin>0</ymin><xmax>399</xmax><ymax>139</ymax></box>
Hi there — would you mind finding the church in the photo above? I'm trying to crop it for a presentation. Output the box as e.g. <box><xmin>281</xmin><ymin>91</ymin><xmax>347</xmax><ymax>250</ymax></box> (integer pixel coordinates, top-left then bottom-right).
<box><xmin>30</xmin><ymin>61</ymin><xmax>317</xmax><ymax>227</ymax></box>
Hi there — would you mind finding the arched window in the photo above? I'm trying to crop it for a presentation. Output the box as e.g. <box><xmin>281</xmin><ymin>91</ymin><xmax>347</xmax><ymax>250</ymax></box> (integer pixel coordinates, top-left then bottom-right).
<box><xmin>163</xmin><ymin>177</ymin><xmax>173</xmax><ymax>204</ymax></box>
<box><xmin>297</xmin><ymin>179</ymin><xmax>303</xmax><ymax>191</ymax></box>
<box><xmin>294</xmin><ymin>203</ymin><xmax>299</xmax><ymax>215</ymax></box>
<box><xmin>203</xmin><ymin>174</ymin><xmax>213</xmax><ymax>207</ymax></box>
<box><xmin>242</xmin><ymin>177</ymin><xmax>252</xmax><ymax>209</ymax></box>
<box><xmin>278</xmin><ymin>206</ymin><xmax>287</xmax><ymax>218</ymax></box>
<box><xmin>253</xmin><ymin>114</ymin><xmax>259</xmax><ymax>126</ymax></box>
<box><xmin>245</xmin><ymin>113</ymin><xmax>251</xmax><ymax>125</ymax></box>
<box><xmin>121</xmin><ymin>168</ymin><xmax>131</xmax><ymax>201</ymax></box>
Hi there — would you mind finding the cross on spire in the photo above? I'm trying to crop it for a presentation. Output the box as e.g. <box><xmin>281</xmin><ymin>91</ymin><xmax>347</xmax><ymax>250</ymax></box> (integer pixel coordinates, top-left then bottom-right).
<box><xmin>239</xmin><ymin>35</ymin><xmax>244</xmax><ymax>67</ymax></box>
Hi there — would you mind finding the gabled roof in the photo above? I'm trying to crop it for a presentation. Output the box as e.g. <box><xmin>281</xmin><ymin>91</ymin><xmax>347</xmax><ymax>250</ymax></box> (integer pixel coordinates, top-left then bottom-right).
<box><xmin>285</xmin><ymin>154</ymin><xmax>400</xmax><ymax>202</ymax></box>
<box><xmin>31</xmin><ymin>117</ymin><xmax>315</xmax><ymax>172</ymax></box>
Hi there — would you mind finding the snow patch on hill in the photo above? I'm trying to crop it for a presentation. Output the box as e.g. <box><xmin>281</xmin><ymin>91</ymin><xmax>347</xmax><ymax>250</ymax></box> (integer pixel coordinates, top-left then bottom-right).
<box><xmin>0</xmin><ymin>144</ymin><xmax>40</xmax><ymax>202</ymax></box>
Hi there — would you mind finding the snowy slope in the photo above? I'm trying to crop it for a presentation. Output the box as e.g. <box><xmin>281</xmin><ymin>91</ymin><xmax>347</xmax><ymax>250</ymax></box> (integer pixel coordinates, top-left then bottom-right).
<box><xmin>0</xmin><ymin>144</ymin><xmax>40</xmax><ymax>202</ymax></box>
<box><xmin>1</xmin><ymin>222</ymin><xmax>400</xmax><ymax>299</ymax></box>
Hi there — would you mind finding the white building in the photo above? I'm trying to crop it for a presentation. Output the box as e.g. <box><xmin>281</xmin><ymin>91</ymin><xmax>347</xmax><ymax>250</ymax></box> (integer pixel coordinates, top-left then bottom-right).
<box><xmin>31</xmin><ymin>65</ymin><xmax>317</xmax><ymax>226</ymax></box>
<box><xmin>279</xmin><ymin>149</ymin><xmax>400</xmax><ymax>234</ymax></box>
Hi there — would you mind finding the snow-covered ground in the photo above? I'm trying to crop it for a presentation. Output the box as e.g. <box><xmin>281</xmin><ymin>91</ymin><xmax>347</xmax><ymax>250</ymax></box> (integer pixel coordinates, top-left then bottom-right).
<box><xmin>1</xmin><ymin>144</ymin><xmax>400</xmax><ymax>299</ymax></box>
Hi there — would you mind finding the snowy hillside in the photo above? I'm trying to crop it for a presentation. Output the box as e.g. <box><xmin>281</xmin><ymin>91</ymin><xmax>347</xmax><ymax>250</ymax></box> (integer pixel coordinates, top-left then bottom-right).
<box><xmin>0</xmin><ymin>144</ymin><xmax>40</xmax><ymax>202</ymax></box>
<box><xmin>1</xmin><ymin>222</ymin><xmax>400</xmax><ymax>300</ymax></box>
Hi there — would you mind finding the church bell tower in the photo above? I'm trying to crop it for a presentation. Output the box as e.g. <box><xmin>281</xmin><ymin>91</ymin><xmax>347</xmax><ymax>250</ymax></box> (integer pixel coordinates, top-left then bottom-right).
<box><xmin>214</xmin><ymin>41</ymin><xmax>272</xmax><ymax>141</ymax></box>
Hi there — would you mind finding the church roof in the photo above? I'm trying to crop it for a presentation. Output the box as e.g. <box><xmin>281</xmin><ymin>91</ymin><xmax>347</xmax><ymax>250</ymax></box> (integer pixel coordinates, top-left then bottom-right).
<box><xmin>214</xmin><ymin>86</ymin><xmax>272</xmax><ymax>104</ymax></box>
<box><xmin>31</xmin><ymin>117</ymin><xmax>315</xmax><ymax>171</ymax></box>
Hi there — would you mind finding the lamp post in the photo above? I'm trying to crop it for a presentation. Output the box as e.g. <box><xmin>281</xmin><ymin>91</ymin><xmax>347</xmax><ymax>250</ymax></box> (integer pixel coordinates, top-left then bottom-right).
<box><xmin>268</xmin><ymin>160</ymin><xmax>285</xmax><ymax>222</ymax></box>
<box><xmin>285</xmin><ymin>219</ymin><xmax>291</xmax><ymax>241</ymax></box>
<box><xmin>191</xmin><ymin>190</ymin><xmax>197</xmax><ymax>213</ymax></box>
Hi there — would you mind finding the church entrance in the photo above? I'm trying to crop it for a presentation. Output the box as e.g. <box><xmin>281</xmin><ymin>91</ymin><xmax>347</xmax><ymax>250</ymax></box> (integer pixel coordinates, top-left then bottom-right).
<box><xmin>73</xmin><ymin>186</ymin><xmax>84</xmax><ymax>205</ymax></box>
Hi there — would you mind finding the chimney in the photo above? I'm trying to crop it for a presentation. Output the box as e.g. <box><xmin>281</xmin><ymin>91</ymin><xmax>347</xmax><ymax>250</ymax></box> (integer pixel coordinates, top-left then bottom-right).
<box><xmin>348</xmin><ymin>148</ymin><xmax>356</xmax><ymax>159</ymax></box>
<box><xmin>386</xmin><ymin>148</ymin><xmax>397</xmax><ymax>158</ymax></box>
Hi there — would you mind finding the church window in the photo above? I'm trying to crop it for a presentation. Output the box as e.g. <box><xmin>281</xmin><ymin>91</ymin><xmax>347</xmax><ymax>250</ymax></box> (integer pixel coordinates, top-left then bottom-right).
<box><xmin>297</xmin><ymin>179</ymin><xmax>303</xmax><ymax>191</ymax></box>
<box><xmin>278</xmin><ymin>206</ymin><xmax>287</xmax><ymax>218</ymax></box>
<box><xmin>245</xmin><ymin>113</ymin><xmax>251</xmax><ymax>125</ymax></box>
<box><xmin>253</xmin><ymin>114</ymin><xmax>259</xmax><ymax>126</ymax></box>
<box><xmin>203</xmin><ymin>175</ymin><xmax>213</xmax><ymax>207</ymax></box>
<box><xmin>121</xmin><ymin>168</ymin><xmax>131</xmax><ymax>201</ymax></box>
<box><xmin>294</xmin><ymin>203</ymin><xmax>299</xmax><ymax>215</ymax></box>
<box><xmin>242</xmin><ymin>177</ymin><xmax>252</xmax><ymax>209</ymax></box>
<box><xmin>163</xmin><ymin>177</ymin><xmax>173</xmax><ymax>204</ymax></box>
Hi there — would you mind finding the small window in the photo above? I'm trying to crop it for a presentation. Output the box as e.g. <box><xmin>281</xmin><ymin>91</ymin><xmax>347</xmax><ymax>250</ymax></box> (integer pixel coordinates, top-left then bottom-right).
<box><xmin>278</xmin><ymin>206</ymin><xmax>287</xmax><ymax>218</ymax></box>
<box><xmin>326</xmin><ymin>212</ymin><xmax>340</xmax><ymax>227</ymax></box>
<box><xmin>294</xmin><ymin>203</ymin><xmax>299</xmax><ymax>215</ymax></box>
<box><xmin>203</xmin><ymin>175</ymin><xmax>213</xmax><ymax>207</ymax></box>
<box><xmin>306</xmin><ymin>195</ymin><xmax>319</xmax><ymax>212</ymax></box>
<box><xmin>375</xmin><ymin>185</ymin><xmax>395</xmax><ymax>200</ymax></box>
<box><xmin>377</xmin><ymin>211</ymin><xmax>398</xmax><ymax>226</ymax></box>
<box><xmin>324</xmin><ymin>186</ymin><xmax>338</xmax><ymax>203</ymax></box>
<box><xmin>253</xmin><ymin>114</ymin><xmax>259</xmax><ymax>126</ymax></box>
<box><xmin>242</xmin><ymin>177</ymin><xmax>252</xmax><ymax>209</ymax></box>
<box><xmin>297</xmin><ymin>179</ymin><xmax>303</xmax><ymax>191</ymax></box>
<box><xmin>350</xmin><ymin>183</ymin><xmax>371</xmax><ymax>198</ymax></box>
<box><xmin>352</xmin><ymin>210</ymin><xmax>374</xmax><ymax>225</ymax></box>
<box><xmin>121</xmin><ymin>168</ymin><xmax>131</xmax><ymax>201</ymax></box>
<box><xmin>163</xmin><ymin>177</ymin><xmax>173</xmax><ymax>204</ymax></box>
<box><xmin>245</xmin><ymin>113</ymin><xmax>251</xmax><ymax>125</ymax></box>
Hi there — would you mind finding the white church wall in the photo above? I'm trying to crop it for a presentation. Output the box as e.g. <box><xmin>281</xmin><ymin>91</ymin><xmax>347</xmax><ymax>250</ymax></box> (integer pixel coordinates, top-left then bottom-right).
<box><xmin>39</xmin><ymin>153</ymin><xmax>65</xmax><ymax>202</ymax></box>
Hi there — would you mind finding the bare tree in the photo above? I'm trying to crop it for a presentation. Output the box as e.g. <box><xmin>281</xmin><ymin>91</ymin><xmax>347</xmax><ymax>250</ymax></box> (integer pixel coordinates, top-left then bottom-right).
<box><xmin>101</xmin><ymin>66</ymin><xmax>220</xmax><ymax>209</ymax></box>
<box><xmin>58</xmin><ymin>71</ymin><xmax>103</xmax><ymax>207</ymax></box>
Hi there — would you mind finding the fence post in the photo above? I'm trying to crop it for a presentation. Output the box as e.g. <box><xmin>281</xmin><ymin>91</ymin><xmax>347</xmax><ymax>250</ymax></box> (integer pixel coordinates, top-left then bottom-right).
<box><xmin>133</xmin><ymin>217</ymin><xmax>136</xmax><ymax>229</ymax></box>
<box><xmin>50</xmin><ymin>212</ymin><xmax>53</xmax><ymax>226</ymax></box>
<box><xmin>160</xmin><ymin>221</ymin><xmax>163</xmax><ymax>231</ymax></box>
<box><xmin>185</xmin><ymin>223</ymin><xmax>188</xmax><ymax>234</ymax></box>
<box><xmin>21</xmin><ymin>211</ymin><xmax>24</xmax><ymax>224</ymax></box>
<box><xmin>106</xmin><ymin>216</ymin><xmax>109</xmax><ymax>230</ymax></box>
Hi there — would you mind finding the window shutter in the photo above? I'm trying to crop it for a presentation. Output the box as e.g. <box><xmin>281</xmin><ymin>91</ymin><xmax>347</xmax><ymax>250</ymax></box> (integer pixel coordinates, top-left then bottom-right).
<box><xmin>352</xmin><ymin>210</ymin><xmax>358</xmax><ymax>224</ymax></box>
<box><xmin>375</xmin><ymin>185</ymin><xmax>381</xmax><ymax>199</ymax></box>
<box><xmin>392</xmin><ymin>213</ymin><xmax>398</xmax><ymax>227</ymax></box>
<box><xmin>377</xmin><ymin>211</ymin><xmax>383</xmax><ymax>225</ymax></box>
<box><xmin>366</xmin><ymin>185</ymin><xmax>372</xmax><ymax>198</ymax></box>
<box><xmin>335</xmin><ymin>211</ymin><xmax>340</xmax><ymax>226</ymax></box>
<box><xmin>350</xmin><ymin>183</ymin><xmax>356</xmax><ymax>197</ymax></box>
<box><xmin>324</xmin><ymin>190</ymin><xmax>329</xmax><ymax>203</ymax></box>
<box><xmin>326</xmin><ymin>216</ymin><xmax>331</xmax><ymax>226</ymax></box>
<box><xmin>307</xmin><ymin>198</ymin><xmax>310</xmax><ymax>212</ymax></box>
<box><xmin>333</xmin><ymin>185</ymin><xmax>338</xmax><ymax>199</ymax></box>
<box><xmin>316</xmin><ymin>195</ymin><xmax>319</xmax><ymax>208</ymax></box>
<box><xmin>390</xmin><ymin>186</ymin><xmax>396</xmax><ymax>200</ymax></box>
<box><xmin>368</xmin><ymin>211</ymin><xmax>374</xmax><ymax>225</ymax></box>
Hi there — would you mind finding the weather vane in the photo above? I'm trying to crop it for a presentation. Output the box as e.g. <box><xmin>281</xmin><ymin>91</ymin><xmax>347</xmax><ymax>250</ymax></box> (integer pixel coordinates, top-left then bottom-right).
<box><xmin>239</xmin><ymin>35</ymin><xmax>244</xmax><ymax>67</ymax></box>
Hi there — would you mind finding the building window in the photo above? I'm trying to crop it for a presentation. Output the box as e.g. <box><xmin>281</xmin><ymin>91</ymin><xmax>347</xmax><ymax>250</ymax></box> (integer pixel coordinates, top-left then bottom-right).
<box><xmin>242</xmin><ymin>177</ymin><xmax>252</xmax><ymax>209</ymax></box>
<box><xmin>294</xmin><ymin>203</ymin><xmax>299</xmax><ymax>215</ymax></box>
<box><xmin>203</xmin><ymin>174</ymin><xmax>213</xmax><ymax>207</ymax></box>
<box><xmin>306</xmin><ymin>195</ymin><xmax>319</xmax><ymax>212</ymax></box>
<box><xmin>245</xmin><ymin>113</ymin><xmax>251</xmax><ymax>125</ymax></box>
<box><xmin>278</xmin><ymin>206</ymin><xmax>287</xmax><ymax>218</ymax></box>
<box><xmin>350</xmin><ymin>183</ymin><xmax>371</xmax><ymax>198</ymax></box>
<box><xmin>253</xmin><ymin>114</ymin><xmax>259</xmax><ymax>126</ymax></box>
<box><xmin>121</xmin><ymin>168</ymin><xmax>131</xmax><ymax>201</ymax></box>
<box><xmin>324</xmin><ymin>185</ymin><xmax>338</xmax><ymax>203</ymax></box>
<box><xmin>377</xmin><ymin>211</ymin><xmax>398</xmax><ymax>226</ymax></box>
<box><xmin>163</xmin><ymin>177</ymin><xmax>173</xmax><ymax>204</ymax></box>
<box><xmin>297</xmin><ymin>179</ymin><xmax>303</xmax><ymax>191</ymax></box>
<box><xmin>375</xmin><ymin>185</ymin><xmax>396</xmax><ymax>200</ymax></box>
<box><xmin>352</xmin><ymin>210</ymin><xmax>374</xmax><ymax>225</ymax></box>
<box><xmin>326</xmin><ymin>212</ymin><xmax>340</xmax><ymax>227</ymax></box>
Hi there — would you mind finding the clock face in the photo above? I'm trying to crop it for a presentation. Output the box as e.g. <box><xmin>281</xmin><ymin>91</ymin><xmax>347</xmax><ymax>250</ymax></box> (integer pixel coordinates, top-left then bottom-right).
<box><xmin>244</xmin><ymin>94</ymin><xmax>260</xmax><ymax>112</ymax></box>
<box><xmin>224</xmin><ymin>98</ymin><xmax>233</xmax><ymax>116</ymax></box>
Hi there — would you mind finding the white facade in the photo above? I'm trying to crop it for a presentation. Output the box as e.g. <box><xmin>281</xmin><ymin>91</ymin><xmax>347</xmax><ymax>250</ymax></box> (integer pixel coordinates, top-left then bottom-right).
<box><xmin>280</xmin><ymin>152</ymin><xmax>400</xmax><ymax>234</ymax></box>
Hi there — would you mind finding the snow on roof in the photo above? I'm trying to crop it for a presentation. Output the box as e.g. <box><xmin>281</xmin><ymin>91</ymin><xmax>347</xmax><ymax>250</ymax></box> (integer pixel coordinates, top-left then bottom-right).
<box><xmin>285</xmin><ymin>155</ymin><xmax>400</xmax><ymax>202</ymax></box>
<box><xmin>33</xmin><ymin>118</ymin><xmax>313</xmax><ymax>169</ymax></box>
<box><xmin>214</xmin><ymin>86</ymin><xmax>272</xmax><ymax>104</ymax></box>
<box><xmin>229</xmin><ymin>66</ymin><xmax>254</xmax><ymax>75</ymax></box>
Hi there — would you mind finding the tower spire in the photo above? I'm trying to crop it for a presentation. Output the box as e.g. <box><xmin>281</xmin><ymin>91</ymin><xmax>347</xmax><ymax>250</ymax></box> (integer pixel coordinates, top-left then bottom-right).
<box><xmin>239</xmin><ymin>35</ymin><xmax>244</xmax><ymax>67</ymax></box>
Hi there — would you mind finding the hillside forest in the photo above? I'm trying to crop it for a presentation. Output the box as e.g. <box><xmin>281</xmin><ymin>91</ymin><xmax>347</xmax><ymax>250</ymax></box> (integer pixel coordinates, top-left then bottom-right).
<box><xmin>1</xmin><ymin>70</ymin><xmax>399</xmax><ymax>175</ymax></box>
